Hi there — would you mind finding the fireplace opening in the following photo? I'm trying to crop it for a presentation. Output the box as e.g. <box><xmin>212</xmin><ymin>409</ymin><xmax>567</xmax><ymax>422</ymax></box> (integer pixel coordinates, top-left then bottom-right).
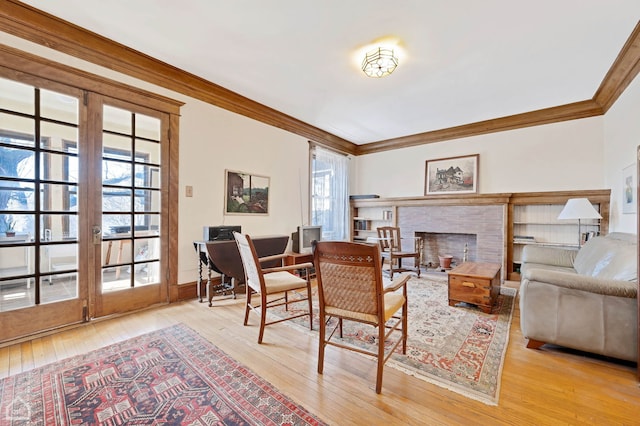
<box><xmin>416</xmin><ymin>232</ymin><xmax>477</xmax><ymax>271</ymax></box>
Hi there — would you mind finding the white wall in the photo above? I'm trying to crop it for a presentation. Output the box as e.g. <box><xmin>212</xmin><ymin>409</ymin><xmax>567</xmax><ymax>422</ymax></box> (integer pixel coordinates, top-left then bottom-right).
<box><xmin>178</xmin><ymin>99</ymin><xmax>310</xmax><ymax>282</ymax></box>
<box><xmin>352</xmin><ymin>73</ymin><xmax>640</xmax><ymax>235</ymax></box>
<box><xmin>2</xmin><ymin>30</ymin><xmax>638</xmax><ymax>286</ymax></box>
<box><xmin>1</xmin><ymin>33</ymin><xmax>311</xmax><ymax>285</ymax></box>
<box><xmin>353</xmin><ymin>117</ymin><xmax>605</xmax><ymax>197</ymax></box>
<box><xmin>603</xmin><ymin>72</ymin><xmax>640</xmax><ymax>234</ymax></box>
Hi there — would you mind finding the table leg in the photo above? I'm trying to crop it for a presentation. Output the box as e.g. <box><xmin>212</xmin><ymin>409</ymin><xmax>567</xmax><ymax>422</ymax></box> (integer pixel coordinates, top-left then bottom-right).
<box><xmin>206</xmin><ymin>261</ymin><xmax>212</xmax><ymax>307</ymax></box>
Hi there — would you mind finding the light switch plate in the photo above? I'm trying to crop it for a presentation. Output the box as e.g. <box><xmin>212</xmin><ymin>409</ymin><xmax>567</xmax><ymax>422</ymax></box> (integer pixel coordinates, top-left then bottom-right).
<box><xmin>185</xmin><ymin>185</ymin><xmax>193</xmax><ymax>197</ymax></box>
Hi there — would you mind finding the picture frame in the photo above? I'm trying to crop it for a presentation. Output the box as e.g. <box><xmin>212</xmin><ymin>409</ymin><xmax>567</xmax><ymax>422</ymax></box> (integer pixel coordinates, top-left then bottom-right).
<box><xmin>622</xmin><ymin>162</ymin><xmax>636</xmax><ymax>214</ymax></box>
<box><xmin>425</xmin><ymin>154</ymin><xmax>479</xmax><ymax>195</ymax></box>
<box><xmin>224</xmin><ymin>170</ymin><xmax>270</xmax><ymax>215</ymax></box>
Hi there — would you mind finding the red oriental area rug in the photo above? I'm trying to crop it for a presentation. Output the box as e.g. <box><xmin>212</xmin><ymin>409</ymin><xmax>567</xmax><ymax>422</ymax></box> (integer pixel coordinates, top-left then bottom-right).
<box><xmin>0</xmin><ymin>324</ymin><xmax>327</xmax><ymax>425</ymax></box>
<box><xmin>272</xmin><ymin>275</ymin><xmax>516</xmax><ymax>406</ymax></box>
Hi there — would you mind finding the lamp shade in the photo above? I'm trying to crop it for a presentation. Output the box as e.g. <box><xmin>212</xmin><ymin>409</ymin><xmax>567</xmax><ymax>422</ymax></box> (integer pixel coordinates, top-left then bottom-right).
<box><xmin>557</xmin><ymin>198</ymin><xmax>602</xmax><ymax>220</ymax></box>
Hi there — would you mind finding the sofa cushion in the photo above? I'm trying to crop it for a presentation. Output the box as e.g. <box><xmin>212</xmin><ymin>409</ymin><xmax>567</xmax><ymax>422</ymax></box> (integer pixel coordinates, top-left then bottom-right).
<box><xmin>521</xmin><ymin>245</ymin><xmax>578</xmax><ymax>268</ymax></box>
<box><xmin>520</xmin><ymin>262</ymin><xmax>576</xmax><ymax>277</ymax></box>
<box><xmin>573</xmin><ymin>233</ymin><xmax>637</xmax><ymax>281</ymax></box>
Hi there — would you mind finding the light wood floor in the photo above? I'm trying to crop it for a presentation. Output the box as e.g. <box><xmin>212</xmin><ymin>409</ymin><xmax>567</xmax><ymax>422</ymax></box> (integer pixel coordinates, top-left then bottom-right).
<box><xmin>1</xmin><ymin>280</ymin><xmax>638</xmax><ymax>425</ymax></box>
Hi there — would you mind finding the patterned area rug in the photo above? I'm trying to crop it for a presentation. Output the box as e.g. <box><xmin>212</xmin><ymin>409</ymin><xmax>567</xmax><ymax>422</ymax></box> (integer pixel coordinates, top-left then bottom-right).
<box><xmin>273</xmin><ymin>274</ymin><xmax>516</xmax><ymax>405</ymax></box>
<box><xmin>0</xmin><ymin>324</ymin><xmax>327</xmax><ymax>425</ymax></box>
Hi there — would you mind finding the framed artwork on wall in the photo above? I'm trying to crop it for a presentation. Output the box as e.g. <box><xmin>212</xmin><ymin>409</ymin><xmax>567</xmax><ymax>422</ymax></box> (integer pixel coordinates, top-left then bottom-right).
<box><xmin>425</xmin><ymin>154</ymin><xmax>479</xmax><ymax>195</ymax></box>
<box><xmin>622</xmin><ymin>162</ymin><xmax>636</xmax><ymax>214</ymax></box>
<box><xmin>224</xmin><ymin>170</ymin><xmax>270</xmax><ymax>215</ymax></box>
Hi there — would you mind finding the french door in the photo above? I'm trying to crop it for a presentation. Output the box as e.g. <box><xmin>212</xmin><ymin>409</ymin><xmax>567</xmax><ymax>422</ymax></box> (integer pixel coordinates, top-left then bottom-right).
<box><xmin>0</xmin><ymin>74</ymin><xmax>170</xmax><ymax>341</ymax></box>
<box><xmin>91</xmin><ymin>96</ymin><xmax>168</xmax><ymax>317</ymax></box>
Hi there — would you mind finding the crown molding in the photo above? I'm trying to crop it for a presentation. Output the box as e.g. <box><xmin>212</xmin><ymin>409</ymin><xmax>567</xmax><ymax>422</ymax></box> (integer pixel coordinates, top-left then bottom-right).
<box><xmin>1</xmin><ymin>1</ymin><xmax>638</xmax><ymax>156</ymax></box>
<box><xmin>355</xmin><ymin>100</ymin><xmax>604</xmax><ymax>155</ymax></box>
<box><xmin>0</xmin><ymin>0</ymin><xmax>358</xmax><ymax>155</ymax></box>
<box><xmin>593</xmin><ymin>20</ymin><xmax>640</xmax><ymax>112</ymax></box>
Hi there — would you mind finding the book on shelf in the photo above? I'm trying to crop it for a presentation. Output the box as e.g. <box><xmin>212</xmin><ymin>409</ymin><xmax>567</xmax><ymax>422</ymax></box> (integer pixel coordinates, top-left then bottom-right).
<box><xmin>513</xmin><ymin>235</ymin><xmax>536</xmax><ymax>243</ymax></box>
<box><xmin>581</xmin><ymin>233</ymin><xmax>587</xmax><ymax>246</ymax></box>
<box><xmin>580</xmin><ymin>231</ymin><xmax>598</xmax><ymax>246</ymax></box>
<box><xmin>354</xmin><ymin>219</ymin><xmax>369</xmax><ymax>230</ymax></box>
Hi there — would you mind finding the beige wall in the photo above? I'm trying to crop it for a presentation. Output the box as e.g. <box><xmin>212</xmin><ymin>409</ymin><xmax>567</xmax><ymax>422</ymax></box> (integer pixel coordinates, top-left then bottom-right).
<box><xmin>353</xmin><ymin>73</ymin><xmax>640</xmax><ymax>236</ymax></box>
<box><xmin>178</xmin><ymin>99</ymin><xmax>311</xmax><ymax>282</ymax></box>
<box><xmin>603</xmin><ymin>70</ymin><xmax>640</xmax><ymax>234</ymax></box>
<box><xmin>352</xmin><ymin>117</ymin><xmax>605</xmax><ymax>197</ymax></box>
<box><xmin>1</xmin><ymin>33</ymin><xmax>311</xmax><ymax>284</ymax></box>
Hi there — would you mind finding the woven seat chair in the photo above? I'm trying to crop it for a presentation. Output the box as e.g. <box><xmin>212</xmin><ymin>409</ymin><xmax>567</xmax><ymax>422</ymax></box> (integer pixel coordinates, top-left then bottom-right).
<box><xmin>234</xmin><ymin>232</ymin><xmax>313</xmax><ymax>344</ymax></box>
<box><xmin>376</xmin><ymin>226</ymin><xmax>421</xmax><ymax>279</ymax></box>
<box><xmin>312</xmin><ymin>240</ymin><xmax>409</xmax><ymax>394</ymax></box>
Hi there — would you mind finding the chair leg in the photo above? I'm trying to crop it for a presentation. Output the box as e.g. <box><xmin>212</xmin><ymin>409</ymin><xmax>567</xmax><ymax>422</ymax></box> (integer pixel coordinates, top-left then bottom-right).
<box><xmin>318</xmin><ymin>313</ymin><xmax>326</xmax><ymax>375</ymax></box>
<box><xmin>339</xmin><ymin>318</ymin><xmax>343</xmax><ymax>338</ymax></box>
<box><xmin>258</xmin><ymin>292</ymin><xmax>267</xmax><ymax>344</ymax></box>
<box><xmin>244</xmin><ymin>288</ymin><xmax>252</xmax><ymax>326</ymax></box>
<box><xmin>306</xmin><ymin>281</ymin><xmax>313</xmax><ymax>330</ymax></box>
<box><xmin>401</xmin><ymin>301</ymin><xmax>408</xmax><ymax>354</ymax></box>
<box><xmin>375</xmin><ymin>321</ymin><xmax>385</xmax><ymax>394</ymax></box>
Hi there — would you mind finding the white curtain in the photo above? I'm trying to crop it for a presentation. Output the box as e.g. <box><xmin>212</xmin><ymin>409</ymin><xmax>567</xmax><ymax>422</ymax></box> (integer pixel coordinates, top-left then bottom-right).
<box><xmin>311</xmin><ymin>145</ymin><xmax>349</xmax><ymax>241</ymax></box>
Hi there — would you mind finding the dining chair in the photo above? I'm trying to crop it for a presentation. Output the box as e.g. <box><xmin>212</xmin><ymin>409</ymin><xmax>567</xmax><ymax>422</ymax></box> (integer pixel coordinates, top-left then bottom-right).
<box><xmin>376</xmin><ymin>226</ymin><xmax>421</xmax><ymax>279</ymax></box>
<box><xmin>234</xmin><ymin>232</ymin><xmax>314</xmax><ymax>343</ymax></box>
<box><xmin>312</xmin><ymin>240</ymin><xmax>409</xmax><ymax>393</ymax></box>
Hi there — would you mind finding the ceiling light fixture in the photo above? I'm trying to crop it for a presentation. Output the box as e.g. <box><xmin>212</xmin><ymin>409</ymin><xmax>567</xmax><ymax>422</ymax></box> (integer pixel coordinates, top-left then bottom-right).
<box><xmin>361</xmin><ymin>47</ymin><xmax>398</xmax><ymax>78</ymax></box>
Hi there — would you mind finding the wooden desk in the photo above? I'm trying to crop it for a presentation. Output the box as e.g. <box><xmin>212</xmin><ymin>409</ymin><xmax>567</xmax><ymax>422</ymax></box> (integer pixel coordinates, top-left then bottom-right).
<box><xmin>284</xmin><ymin>251</ymin><xmax>315</xmax><ymax>279</ymax></box>
<box><xmin>193</xmin><ymin>235</ymin><xmax>289</xmax><ymax>306</ymax></box>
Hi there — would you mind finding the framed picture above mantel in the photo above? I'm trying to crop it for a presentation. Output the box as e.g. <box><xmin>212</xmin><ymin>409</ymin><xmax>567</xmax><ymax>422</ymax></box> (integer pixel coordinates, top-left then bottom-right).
<box><xmin>224</xmin><ymin>170</ymin><xmax>270</xmax><ymax>215</ymax></box>
<box><xmin>425</xmin><ymin>154</ymin><xmax>479</xmax><ymax>195</ymax></box>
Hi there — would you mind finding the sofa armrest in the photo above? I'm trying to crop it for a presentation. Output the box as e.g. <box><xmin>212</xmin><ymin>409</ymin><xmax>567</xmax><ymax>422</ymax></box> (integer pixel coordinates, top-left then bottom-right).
<box><xmin>523</xmin><ymin>268</ymin><xmax>637</xmax><ymax>298</ymax></box>
<box><xmin>521</xmin><ymin>245</ymin><xmax>577</xmax><ymax>268</ymax></box>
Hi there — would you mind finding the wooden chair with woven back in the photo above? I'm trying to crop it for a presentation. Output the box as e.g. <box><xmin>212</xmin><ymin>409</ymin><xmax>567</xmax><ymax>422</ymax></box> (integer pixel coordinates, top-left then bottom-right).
<box><xmin>234</xmin><ymin>232</ymin><xmax>314</xmax><ymax>343</ymax></box>
<box><xmin>312</xmin><ymin>240</ymin><xmax>410</xmax><ymax>394</ymax></box>
<box><xmin>376</xmin><ymin>226</ymin><xmax>421</xmax><ymax>279</ymax></box>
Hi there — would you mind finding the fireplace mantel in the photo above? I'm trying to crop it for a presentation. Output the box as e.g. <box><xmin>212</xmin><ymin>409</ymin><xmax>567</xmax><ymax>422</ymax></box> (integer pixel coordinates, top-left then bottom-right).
<box><xmin>350</xmin><ymin>193</ymin><xmax>512</xmax><ymax>209</ymax></box>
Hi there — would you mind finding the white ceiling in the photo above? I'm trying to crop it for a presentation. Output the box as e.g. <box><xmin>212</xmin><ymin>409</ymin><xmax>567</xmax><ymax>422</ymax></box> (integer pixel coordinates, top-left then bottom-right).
<box><xmin>20</xmin><ymin>0</ymin><xmax>640</xmax><ymax>144</ymax></box>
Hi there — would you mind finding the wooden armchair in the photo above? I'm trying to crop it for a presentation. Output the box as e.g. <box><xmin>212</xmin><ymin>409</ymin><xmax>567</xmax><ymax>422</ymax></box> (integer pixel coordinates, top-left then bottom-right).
<box><xmin>312</xmin><ymin>240</ymin><xmax>409</xmax><ymax>393</ymax></box>
<box><xmin>376</xmin><ymin>226</ymin><xmax>421</xmax><ymax>279</ymax></box>
<box><xmin>234</xmin><ymin>232</ymin><xmax>313</xmax><ymax>343</ymax></box>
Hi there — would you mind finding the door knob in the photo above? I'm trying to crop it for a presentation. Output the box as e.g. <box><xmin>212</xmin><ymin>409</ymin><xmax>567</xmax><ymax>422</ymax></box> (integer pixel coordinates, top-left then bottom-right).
<box><xmin>92</xmin><ymin>226</ymin><xmax>102</xmax><ymax>244</ymax></box>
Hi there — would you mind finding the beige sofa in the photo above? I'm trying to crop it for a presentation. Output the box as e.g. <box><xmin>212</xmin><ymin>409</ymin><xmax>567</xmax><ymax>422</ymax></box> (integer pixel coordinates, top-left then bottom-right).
<box><xmin>519</xmin><ymin>232</ymin><xmax>638</xmax><ymax>362</ymax></box>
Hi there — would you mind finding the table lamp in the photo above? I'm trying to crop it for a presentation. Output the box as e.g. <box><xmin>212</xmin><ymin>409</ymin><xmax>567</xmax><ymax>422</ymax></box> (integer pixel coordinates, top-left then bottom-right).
<box><xmin>557</xmin><ymin>198</ymin><xmax>602</xmax><ymax>246</ymax></box>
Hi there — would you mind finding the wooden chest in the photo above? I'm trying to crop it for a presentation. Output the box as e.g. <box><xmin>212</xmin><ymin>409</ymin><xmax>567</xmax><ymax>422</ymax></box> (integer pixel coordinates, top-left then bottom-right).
<box><xmin>447</xmin><ymin>262</ymin><xmax>501</xmax><ymax>314</ymax></box>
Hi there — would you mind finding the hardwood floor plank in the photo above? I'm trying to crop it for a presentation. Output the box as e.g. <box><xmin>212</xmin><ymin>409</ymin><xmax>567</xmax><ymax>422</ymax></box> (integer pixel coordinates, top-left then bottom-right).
<box><xmin>0</xmin><ymin>284</ymin><xmax>638</xmax><ymax>425</ymax></box>
<box><xmin>19</xmin><ymin>341</ymin><xmax>34</xmax><ymax>371</ymax></box>
<box><xmin>7</xmin><ymin>343</ymin><xmax>21</xmax><ymax>377</ymax></box>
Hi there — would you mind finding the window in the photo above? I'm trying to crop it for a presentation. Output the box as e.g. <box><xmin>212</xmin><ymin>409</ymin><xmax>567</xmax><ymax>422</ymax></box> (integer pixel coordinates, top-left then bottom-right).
<box><xmin>0</xmin><ymin>78</ymin><xmax>81</xmax><ymax>310</ymax></box>
<box><xmin>310</xmin><ymin>145</ymin><xmax>349</xmax><ymax>241</ymax></box>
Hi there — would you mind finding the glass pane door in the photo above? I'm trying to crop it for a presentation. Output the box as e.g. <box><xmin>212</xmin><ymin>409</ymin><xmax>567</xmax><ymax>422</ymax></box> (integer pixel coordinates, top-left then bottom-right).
<box><xmin>95</xmin><ymin>102</ymin><xmax>165</xmax><ymax>316</ymax></box>
<box><xmin>0</xmin><ymin>76</ymin><xmax>86</xmax><ymax>340</ymax></box>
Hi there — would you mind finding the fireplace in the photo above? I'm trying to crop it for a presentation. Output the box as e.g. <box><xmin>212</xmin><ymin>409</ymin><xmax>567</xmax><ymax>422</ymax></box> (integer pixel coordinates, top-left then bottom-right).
<box><xmin>397</xmin><ymin>204</ymin><xmax>505</xmax><ymax>279</ymax></box>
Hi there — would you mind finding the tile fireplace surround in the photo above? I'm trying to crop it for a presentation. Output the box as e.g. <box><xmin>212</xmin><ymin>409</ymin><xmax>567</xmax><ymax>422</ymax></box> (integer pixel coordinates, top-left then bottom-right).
<box><xmin>400</xmin><ymin>204</ymin><xmax>505</xmax><ymax>279</ymax></box>
<box><xmin>354</xmin><ymin>194</ymin><xmax>510</xmax><ymax>281</ymax></box>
